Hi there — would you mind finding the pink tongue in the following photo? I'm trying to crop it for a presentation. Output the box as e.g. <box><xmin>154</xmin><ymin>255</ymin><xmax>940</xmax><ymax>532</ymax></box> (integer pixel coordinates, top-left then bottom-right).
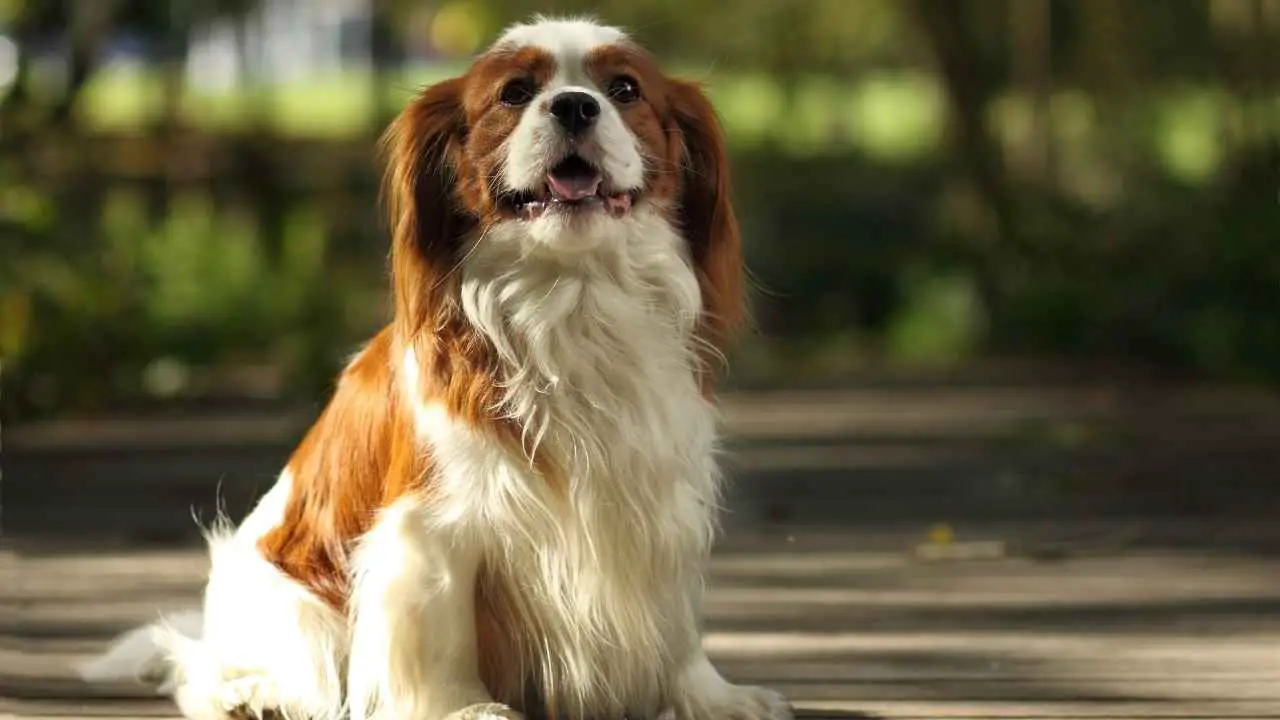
<box><xmin>547</xmin><ymin>171</ymin><xmax>602</xmax><ymax>201</ymax></box>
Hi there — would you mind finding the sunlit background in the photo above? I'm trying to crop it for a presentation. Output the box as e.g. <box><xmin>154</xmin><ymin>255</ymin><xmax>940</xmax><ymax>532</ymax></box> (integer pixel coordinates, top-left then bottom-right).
<box><xmin>3</xmin><ymin>0</ymin><xmax>1277</xmax><ymax>422</ymax></box>
<box><xmin>4</xmin><ymin>0</ymin><xmax>1280</xmax><ymax>535</ymax></box>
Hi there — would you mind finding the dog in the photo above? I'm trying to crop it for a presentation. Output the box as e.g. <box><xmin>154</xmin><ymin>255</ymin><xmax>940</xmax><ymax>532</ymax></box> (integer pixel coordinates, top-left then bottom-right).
<box><xmin>80</xmin><ymin>16</ymin><xmax>792</xmax><ymax>720</ymax></box>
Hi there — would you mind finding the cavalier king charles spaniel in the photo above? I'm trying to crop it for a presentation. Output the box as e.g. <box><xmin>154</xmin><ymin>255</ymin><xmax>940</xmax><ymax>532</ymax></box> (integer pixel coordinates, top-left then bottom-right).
<box><xmin>82</xmin><ymin>16</ymin><xmax>792</xmax><ymax>720</ymax></box>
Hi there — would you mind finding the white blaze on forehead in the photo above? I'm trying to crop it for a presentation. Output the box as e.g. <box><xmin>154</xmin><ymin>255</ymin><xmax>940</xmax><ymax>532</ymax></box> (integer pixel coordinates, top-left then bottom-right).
<box><xmin>494</xmin><ymin>17</ymin><xmax>629</xmax><ymax>59</ymax></box>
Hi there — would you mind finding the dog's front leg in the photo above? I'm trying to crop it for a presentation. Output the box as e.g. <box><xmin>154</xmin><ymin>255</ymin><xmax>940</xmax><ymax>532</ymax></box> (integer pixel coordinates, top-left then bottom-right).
<box><xmin>667</xmin><ymin>652</ymin><xmax>792</xmax><ymax>720</ymax></box>
<box><xmin>348</xmin><ymin>499</ymin><xmax>519</xmax><ymax>720</ymax></box>
<box><xmin>665</xmin><ymin>566</ymin><xmax>793</xmax><ymax>720</ymax></box>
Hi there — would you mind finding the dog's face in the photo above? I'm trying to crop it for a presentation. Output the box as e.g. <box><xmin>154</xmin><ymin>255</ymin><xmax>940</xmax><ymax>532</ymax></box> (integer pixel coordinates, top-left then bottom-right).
<box><xmin>454</xmin><ymin>21</ymin><xmax>684</xmax><ymax>249</ymax></box>
<box><xmin>384</xmin><ymin>18</ymin><xmax>743</xmax><ymax>348</ymax></box>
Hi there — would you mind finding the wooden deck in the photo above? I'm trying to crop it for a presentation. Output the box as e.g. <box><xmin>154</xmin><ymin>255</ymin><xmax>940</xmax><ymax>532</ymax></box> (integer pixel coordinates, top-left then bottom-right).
<box><xmin>7</xmin><ymin>385</ymin><xmax>1280</xmax><ymax>717</ymax></box>
<box><xmin>5</xmin><ymin>526</ymin><xmax>1280</xmax><ymax>719</ymax></box>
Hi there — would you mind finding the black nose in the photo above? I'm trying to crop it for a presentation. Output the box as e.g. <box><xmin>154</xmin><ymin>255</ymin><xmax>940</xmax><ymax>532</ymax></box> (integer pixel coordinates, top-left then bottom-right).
<box><xmin>549</xmin><ymin>91</ymin><xmax>600</xmax><ymax>135</ymax></box>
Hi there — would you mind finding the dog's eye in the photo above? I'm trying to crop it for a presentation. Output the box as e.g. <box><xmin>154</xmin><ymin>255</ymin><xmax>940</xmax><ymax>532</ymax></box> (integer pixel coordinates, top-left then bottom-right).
<box><xmin>500</xmin><ymin>78</ymin><xmax>537</xmax><ymax>106</ymax></box>
<box><xmin>607</xmin><ymin>76</ymin><xmax>641</xmax><ymax>104</ymax></box>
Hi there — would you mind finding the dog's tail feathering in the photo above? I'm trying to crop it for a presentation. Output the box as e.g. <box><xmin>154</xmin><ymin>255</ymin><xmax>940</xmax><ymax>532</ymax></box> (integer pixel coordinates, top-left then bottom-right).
<box><xmin>77</xmin><ymin>609</ymin><xmax>202</xmax><ymax>693</ymax></box>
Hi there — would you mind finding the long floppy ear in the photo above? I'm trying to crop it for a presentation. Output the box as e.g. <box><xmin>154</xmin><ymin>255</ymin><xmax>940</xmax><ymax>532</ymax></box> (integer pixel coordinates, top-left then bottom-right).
<box><xmin>668</xmin><ymin>79</ymin><xmax>746</xmax><ymax>355</ymax></box>
<box><xmin>380</xmin><ymin>77</ymin><xmax>471</xmax><ymax>339</ymax></box>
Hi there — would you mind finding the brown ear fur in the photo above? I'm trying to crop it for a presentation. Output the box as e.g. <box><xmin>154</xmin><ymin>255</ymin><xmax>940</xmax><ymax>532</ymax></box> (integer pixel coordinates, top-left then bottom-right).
<box><xmin>380</xmin><ymin>77</ymin><xmax>472</xmax><ymax>340</ymax></box>
<box><xmin>379</xmin><ymin>79</ymin><xmax>501</xmax><ymax>424</ymax></box>
<box><xmin>668</xmin><ymin>79</ymin><xmax>746</xmax><ymax>357</ymax></box>
<box><xmin>255</xmin><ymin>82</ymin><xmax>475</xmax><ymax>610</ymax></box>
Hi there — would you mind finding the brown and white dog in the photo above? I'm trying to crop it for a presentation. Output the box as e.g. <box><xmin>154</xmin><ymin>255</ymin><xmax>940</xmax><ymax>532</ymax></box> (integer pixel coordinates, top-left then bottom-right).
<box><xmin>81</xmin><ymin>16</ymin><xmax>791</xmax><ymax>720</ymax></box>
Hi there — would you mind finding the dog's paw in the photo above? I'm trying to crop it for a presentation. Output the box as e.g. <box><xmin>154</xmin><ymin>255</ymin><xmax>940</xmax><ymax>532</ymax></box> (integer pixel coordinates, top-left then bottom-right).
<box><xmin>172</xmin><ymin>673</ymin><xmax>284</xmax><ymax>720</ymax></box>
<box><xmin>668</xmin><ymin>658</ymin><xmax>793</xmax><ymax>720</ymax></box>
<box><xmin>692</xmin><ymin>685</ymin><xmax>792</xmax><ymax>720</ymax></box>
<box><xmin>442</xmin><ymin>702</ymin><xmax>525</xmax><ymax>720</ymax></box>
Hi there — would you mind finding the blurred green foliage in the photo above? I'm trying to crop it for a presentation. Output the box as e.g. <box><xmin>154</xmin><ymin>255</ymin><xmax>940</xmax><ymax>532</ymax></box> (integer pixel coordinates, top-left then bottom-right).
<box><xmin>1</xmin><ymin>0</ymin><xmax>1278</xmax><ymax>420</ymax></box>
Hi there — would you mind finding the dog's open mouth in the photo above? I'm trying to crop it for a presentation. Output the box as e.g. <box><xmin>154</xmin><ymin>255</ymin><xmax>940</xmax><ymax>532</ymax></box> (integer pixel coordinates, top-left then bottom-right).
<box><xmin>504</xmin><ymin>155</ymin><xmax>638</xmax><ymax>220</ymax></box>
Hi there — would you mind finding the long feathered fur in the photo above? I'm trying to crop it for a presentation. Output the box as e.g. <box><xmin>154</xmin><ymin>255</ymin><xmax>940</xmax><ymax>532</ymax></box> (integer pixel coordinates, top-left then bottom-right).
<box><xmin>76</xmin><ymin>17</ymin><xmax>791</xmax><ymax>720</ymax></box>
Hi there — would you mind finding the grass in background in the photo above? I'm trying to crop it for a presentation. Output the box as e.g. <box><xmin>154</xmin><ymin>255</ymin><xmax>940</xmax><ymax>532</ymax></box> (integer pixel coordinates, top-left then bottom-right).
<box><xmin>75</xmin><ymin>63</ymin><xmax>1238</xmax><ymax>185</ymax></box>
<box><xmin>78</xmin><ymin>63</ymin><xmax>465</xmax><ymax>136</ymax></box>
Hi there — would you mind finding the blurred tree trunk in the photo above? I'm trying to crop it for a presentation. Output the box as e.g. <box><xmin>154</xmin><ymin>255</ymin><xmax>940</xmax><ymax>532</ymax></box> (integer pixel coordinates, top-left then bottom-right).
<box><xmin>143</xmin><ymin>2</ymin><xmax>197</xmax><ymax>235</ymax></box>
<box><xmin>228</xmin><ymin>0</ymin><xmax>287</xmax><ymax>265</ymax></box>
<box><xmin>760</xmin><ymin>0</ymin><xmax>811</xmax><ymax>117</ymax></box>
<box><xmin>369</xmin><ymin>0</ymin><xmax>400</xmax><ymax>129</ymax></box>
<box><xmin>1257</xmin><ymin>0</ymin><xmax>1280</xmax><ymax>148</ymax></box>
<box><xmin>54</xmin><ymin>0</ymin><xmax>119</xmax><ymax>128</ymax></box>
<box><xmin>59</xmin><ymin>1</ymin><xmax>117</xmax><ymax>233</ymax></box>
<box><xmin>1246</xmin><ymin>0</ymin><xmax>1269</xmax><ymax>147</ymax></box>
<box><xmin>905</xmin><ymin>0</ymin><xmax>1031</xmax><ymax>336</ymax></box>
<box><xmin>906</xmin><ymin>0</ymin><xmax>1019</xmax><ymax>271</ymax></box>
<box><xmin>1077</xmin><ymin>0</ymin><xmax>1135</xmax><ymax>191</ymax></box>
<box><xmin>1008</xmin><ymin>0</ymin><xmax>1054</xmax><ymax>189</ymax></box>
<box><xmin>1270</xmin><ymin>1</ymin><xmax>1280</xmax><ymax>145</ymax></box>
<box><xmin>0</xmin><ymin>3</ymin><xmax>39</xmax><ymax>142</ymax></box>
<box><xmin>1077</xmin><ymin>1</ymin><xmax>1130</xmax><ymax>100</ymax></box>
<box><xmin>1212</xmin><ymin>0</ymin><xmax>1274</xmax><ymax>153</ymax></box>
<box><xmin>1211</xmin><ymin>0</ymin><xmax>1242</xmax><ymax>156</ymax></box>
<box><xmin>156</xmin><ymin>3</ymin><xmax>191</xmax><ymax>132</ymax></box>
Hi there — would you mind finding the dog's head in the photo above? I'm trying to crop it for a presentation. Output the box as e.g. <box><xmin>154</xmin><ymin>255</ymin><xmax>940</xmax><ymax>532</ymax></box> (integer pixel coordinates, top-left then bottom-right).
<box><xmin>383</xmin><ymin>17</ymin><xmax>743</xmax><ymax>353</ymax></box>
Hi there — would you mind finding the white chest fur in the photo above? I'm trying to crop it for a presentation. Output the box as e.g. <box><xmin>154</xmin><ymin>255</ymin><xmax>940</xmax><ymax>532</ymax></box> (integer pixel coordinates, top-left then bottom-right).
<box><xmin>404</xmin><ymin>211</ymin><xmax>723</xmax><ymax>717</ymax></box>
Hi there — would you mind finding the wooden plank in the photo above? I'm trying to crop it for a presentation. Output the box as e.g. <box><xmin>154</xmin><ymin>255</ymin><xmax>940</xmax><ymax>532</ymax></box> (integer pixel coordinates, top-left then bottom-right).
<box><xmin>5</xmin><ymin>532</ymin><xmax>1280</xmax><ymax>719</ymax></box>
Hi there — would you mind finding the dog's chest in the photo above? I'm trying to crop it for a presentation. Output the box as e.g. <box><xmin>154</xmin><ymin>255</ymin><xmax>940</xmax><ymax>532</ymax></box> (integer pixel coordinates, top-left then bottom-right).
<box><xmin>487</xmin><ymin>373</ymin><xmax>717</xmax><ymax>598</ymax></box>
<box><xmin>464</xmin><ymin>363</ymin><xmax>717</xmax><ymax>714</ymax></box>
<box><xmin>431</xmin><ymin>238</ymin><xmax>719</xmax><ymax>712</ymax></box>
